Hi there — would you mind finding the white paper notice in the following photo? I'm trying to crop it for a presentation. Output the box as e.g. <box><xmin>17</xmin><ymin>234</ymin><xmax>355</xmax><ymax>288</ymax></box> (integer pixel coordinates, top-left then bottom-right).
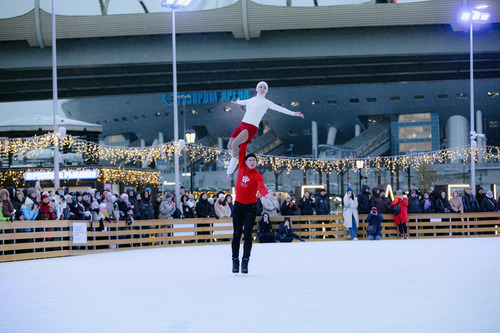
<box><xmin>73</xmin><ymin>222</ymin><xmax>87</xmax><ymax>244</ymax></box>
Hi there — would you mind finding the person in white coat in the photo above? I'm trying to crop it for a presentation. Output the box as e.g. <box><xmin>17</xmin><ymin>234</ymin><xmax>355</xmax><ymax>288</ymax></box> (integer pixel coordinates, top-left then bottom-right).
<box><xmin>343</xmin><ymin>187</ymin><xmax>359</xmax><ymax>240</ymax></box>
<box><xmin>261</xmin><ymin>190</ymin><xmax>281</xmax><ymax>217</ymax></box>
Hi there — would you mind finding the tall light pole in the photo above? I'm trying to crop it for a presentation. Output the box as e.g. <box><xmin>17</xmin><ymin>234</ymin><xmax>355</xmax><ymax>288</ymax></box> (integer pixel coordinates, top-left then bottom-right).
<box><xmin>460</xmin><ymin>5</ymin><xmax>489</xmax><ymax>195</ymax></box>
<box><xmin>185</xmin><ymin>128</ymin><xmax>196</xmax><ymax>192</ymax></box>
<box><xmin>356</xmin><ymin>160</ymin><xmax>364</xmax><ymax>194</ymax></box>
<box><xmin>161</xmin><ymin>0</ymin><xmax>192</xmax><ymax>205</ymax></box>
<box><xmin>51</xmin><ymin>0</ymin><xmax>60</xmax><ymax>190</ymax></box>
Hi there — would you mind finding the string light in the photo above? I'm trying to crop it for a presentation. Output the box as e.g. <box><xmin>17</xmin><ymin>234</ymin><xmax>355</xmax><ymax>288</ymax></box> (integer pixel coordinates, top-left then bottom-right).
<box><xmin>0</xmin><ymin>167</ymin><xmax>160</xmax><ymax>188</ymax></box>
<box><xmin>1</xmin><ymin>134</ymin><xmax>499</xmax><ymax>178</ymax></box>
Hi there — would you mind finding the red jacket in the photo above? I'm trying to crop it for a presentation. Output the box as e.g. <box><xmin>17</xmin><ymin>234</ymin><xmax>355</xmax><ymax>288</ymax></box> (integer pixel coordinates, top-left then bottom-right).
<box><xmin>392</xmin><ymin>196</ymin><xmax>408</xmax><ymax>225</ymax></box>
<box><xmin>235</xmin><ymin>144</ymin><xmax>268</xmax><ymax>204</ymax></box>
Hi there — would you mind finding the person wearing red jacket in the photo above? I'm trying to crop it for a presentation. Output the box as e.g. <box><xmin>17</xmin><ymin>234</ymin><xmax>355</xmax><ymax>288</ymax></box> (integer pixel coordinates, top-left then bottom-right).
<box><xmin>232</xmin><ymin>143</ymin><xmax>271</xmax><ymax>274</ymax></box>
<box><xmin>392</xmin><ymin>190</ymin><xmax>409</xmax><ymax>239</ymax></box>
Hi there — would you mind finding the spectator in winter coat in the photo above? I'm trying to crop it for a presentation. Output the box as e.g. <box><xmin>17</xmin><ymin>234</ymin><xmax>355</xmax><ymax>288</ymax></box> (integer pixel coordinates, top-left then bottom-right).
<box><xmin>435</xmin><ymin>192</ymin><xmax>451</xmax><ymax>213</ymax></box>
<box><xmin>280</xmin><ymin>195</ymin><xmax>297</xmax><ymax>216</ymax></box>
<box><xmin>407</xmin><ymin>190</ymin><xmax>422</xmax><ymax>214</ymax></box>
<box><xmin>255</xmin><ymin>193</ymin><xmax>263</xmax><ymax>216</ymax></box>
<box><xmin>0</xmin><ymin>189</ymin><xmax>15</xmax><ymax>221</ymax></box>
<box><xmin>421</xmin><ymin>192</ymin><xmax>435</xmax><ymax>213</ymax></box>
<box><xmin>262</xmin><ymin>190</ymin><xmax>281</xmax><ymax>217</ymax></box>
<box><xmin>257</xmin><ymin>213</ymin><xmax>275</xmax><ymax>243</ymax></box>
<box><xmin>366</xmin><ymin>206</ymin><xmax>383</xmax><ymax>240</ymax></box>
<box><xmin>462</xmin><ymin>187</ymin><xmax>480</xmax><ymax>213</ymax></box>
<box><xmin>277</xmin><ymin>217</ymin><xmax>305</xmax><ymax>242</ymax></box>
<box><xmin>70</xmin><ymin>192</ymin><xmax>86</xmax><ymax>220</ymax></box>
<box><xmin>427</xmin><ymin>187</ymin><xmax>439</xmax><ymax>205</ymax></box>
<box><xmin>39</xmin><ymin>194</ymin><xmax>56</xmax><ymax>220</ymax></box>
<box><xmin>180</xmin><ymin>194</ymin><xmax>195</xmax><ymax>218</ymax></box>
<box><xmin>225</xmin><ymin>194</ymin><xmax>234</xmax><ymax>217</ymax></box>
<box><xmin>449</xmin><ymin>190</ymin><xmax>464</xmax><ymax>213</ymax></box>
<box><xmin>106</xmin><ymin>193</ymin><xmax>121</xmax><ymax>221</ymax></box>
<box><xmin>140</xmin><ymin>190</ymin><xmax>154</xmax><ymax>220</ymax></box>
<box><xmin>20</xmin><ymin>197</ymin><xmax>39</xmax><ymax>221</ymax></box>
<box><xmin>476</xmin><ymin>187</ymin><xmax>485</xmax><ymax>207</ymax></box>
<box><xmin>158</xmin><ymin>192</ymin><xmax>176</xmax><ymax>219</ymax></box>
<box><xmin>196</xmin><ymin>193</ymin><xmax>213</xmax><ymax>218</ymax></box>
<box><xmin>62</xmin><ymin>195</ymin><xmax>73</xmax><ymax>219</ymax></box>
<box><xmin>357</xmin><ymin>184</ymin><xmax>371</xmax><ymax>214</ymax></box>
<box><xmin>315</xmin><ymin>189</ymin><xmax>330</xmax><ymax>215</ymax></box>
<box><xmin>370</xmin><ymin>187</ymin><xmax>387</xmax><ymax>214</ymax></box>
<box><xmin>343</xmin><ymin>187</ymin><xmax>359</xmax><ymax>240</ymax></box>
<box><xmin>481</xmin><ymin>190</ymin><xmax>498</xmax><ymax>212</ymax></box>
<box><xmin>379</xmin><ymin>189</ymin><xmax>392</xmax><ymax>213</ymax></box>
<box><xmin>214</xmin><ymin>193</ymin><xmax>232</xmax><ymax>218</ymax></box>
<box><xmin>133</xmin><ymin>192</ymin><xmax>144</xmax><ymax>220</ymax></box>
<box><xmin>153</xmin><ymin>194</ymin><xmax>162</xmax><ymax>219</ymax></box>
<box><xmin>411</xmin><ymin>184</ymin><xmax>423</xmax><ymax>201</ymax></box>
<box><xmin>392</xmin><ymin>190</ymin><xmax>409</xmax><ymax>239</ymax></box>
<box><xmin>207</xmin><ymin>197</ymin><xmax>216</xmax><ymax>218</ymax></box>
<box><xmin>12</xmin><ymin>190</ymin><xmax>24</xmax><ymax>212</ymax></box>
<box><xmin>187</xmin><ymin>194</ymin><xmax>197</xmax><ymax>217</ymax></box>
<box><xmin>118</xmin><ymin>193</ymin><xmax>135</xmax><ymax>223</ymax></box>
<box><xmin>81</xmin><ymin>192</ymin><xmax>92</xmax><ymax>214</ymax></box>
<box><xmin>298</xmin><ymin>191</ymin><xmax>315</xmax><ymax>215</ymax></box>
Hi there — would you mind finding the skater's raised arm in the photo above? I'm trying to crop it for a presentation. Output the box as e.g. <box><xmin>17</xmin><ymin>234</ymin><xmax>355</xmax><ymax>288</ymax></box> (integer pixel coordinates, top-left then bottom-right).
<box><xmin>238</xmin><ymin>143</ymin><xmax>248</xmax><ymax>169</ymax></box>
<box><xmin>267</xmin><ymin>100</ymin><xmax>304</xmax><ymax>119</ymax></box>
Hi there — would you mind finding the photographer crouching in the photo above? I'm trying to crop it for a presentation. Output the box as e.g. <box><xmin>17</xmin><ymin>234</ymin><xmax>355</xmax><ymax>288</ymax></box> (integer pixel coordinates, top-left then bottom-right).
<box><xmin>366</xmin><ymin>206</ymin><xmax>383</xmax><ymax>241</ymax></box>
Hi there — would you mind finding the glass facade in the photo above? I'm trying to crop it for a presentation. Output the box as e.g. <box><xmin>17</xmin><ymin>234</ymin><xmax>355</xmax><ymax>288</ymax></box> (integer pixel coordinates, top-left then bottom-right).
<box><xmin>391</xmin><ymin>113</ymin><xmax>439</xmax><ymax>155</ymax></box>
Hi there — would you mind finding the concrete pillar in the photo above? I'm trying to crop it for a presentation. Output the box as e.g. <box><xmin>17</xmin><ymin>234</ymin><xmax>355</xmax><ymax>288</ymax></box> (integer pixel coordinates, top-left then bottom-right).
<box><xmin>327</xmin><ymin>127</ymin><xmax>337</xmax><ymax>146</ymax></box>
<box><xmin>312</xmin><ymin>121</ymin><xmax>318</xmax><ymax>158</ymax></box>
<box><xmin>355</xmin><ymin>124</ymin><xmax>361</xmax><ymax>137</ymax></box>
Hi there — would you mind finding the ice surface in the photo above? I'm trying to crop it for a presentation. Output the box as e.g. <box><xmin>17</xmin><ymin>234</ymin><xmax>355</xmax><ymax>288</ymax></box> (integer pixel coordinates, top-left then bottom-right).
<box><xmin>1</xmin><ymin>238</ymin><xmax>499</xmax><ymax>333</ymax></box>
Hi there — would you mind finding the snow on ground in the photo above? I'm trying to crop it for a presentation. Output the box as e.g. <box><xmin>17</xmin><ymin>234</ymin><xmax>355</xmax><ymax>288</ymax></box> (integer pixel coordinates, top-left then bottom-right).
<box><xmin>1</xmin><ymin>237</ymin><xmax>499</xmax><ymax>333</ymax></box>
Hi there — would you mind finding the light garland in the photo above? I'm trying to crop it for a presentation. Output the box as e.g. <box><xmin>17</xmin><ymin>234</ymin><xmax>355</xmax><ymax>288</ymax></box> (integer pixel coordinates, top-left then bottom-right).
<box><xmin>1</xmin><ymin>134</ymin><xmax>499</xmax><ymax>177</ymax></box>
<box><xmin>0</xmin><ymin>167</ymin><xmax>160</xmax><ymax>188</ymax></box>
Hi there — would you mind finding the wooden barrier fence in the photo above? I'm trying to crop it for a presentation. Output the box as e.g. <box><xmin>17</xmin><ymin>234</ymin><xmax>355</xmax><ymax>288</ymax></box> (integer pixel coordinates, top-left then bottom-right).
<box><xmin>1</xmin><ymin>212</ymin><xmax>499</xmax><ymax>262</ymax></box>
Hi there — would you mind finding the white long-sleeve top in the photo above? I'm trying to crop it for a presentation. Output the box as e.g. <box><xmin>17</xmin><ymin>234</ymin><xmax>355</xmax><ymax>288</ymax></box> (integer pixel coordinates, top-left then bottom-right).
<box><xmin>237</xmin><ymin>94</ymin><xmax>295</xmax><ymax>127</ymax></box>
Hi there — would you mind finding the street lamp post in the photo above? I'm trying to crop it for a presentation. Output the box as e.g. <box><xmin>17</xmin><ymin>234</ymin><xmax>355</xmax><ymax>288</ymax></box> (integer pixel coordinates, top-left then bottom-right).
<box><xmin>185</xmin><ymin>128</ymin><xmax>196</xmax><ymax>192</ymax></box>
<box><xmin>356</xmin><ymin>160</ymin><xmax>364</xmax><ymax>194</ymax></box>
<box><xmin>51</xmin><ymin>0</ymin><xmax>60</xmax><ymax>190</ymax></box>
<box><xmin>161</xmin><ymin>0</ymin><xmax>192</xmax><ymax>205</ymax></box>
<box><xmin>460</xmin><ymin>5</ymin><xmax>489</xmax><ymax>195</ymax></box>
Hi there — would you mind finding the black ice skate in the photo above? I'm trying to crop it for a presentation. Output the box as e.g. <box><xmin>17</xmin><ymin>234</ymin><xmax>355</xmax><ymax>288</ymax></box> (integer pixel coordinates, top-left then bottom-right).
<box><xmin>241</xmin><ymin>258</ymin><xmax>249</xmax><ymax>274</ymax></box>
<box><xmin>232</xmin><ymin>258</ymin><xmax>239</xmax><ymax>274</ymax></box>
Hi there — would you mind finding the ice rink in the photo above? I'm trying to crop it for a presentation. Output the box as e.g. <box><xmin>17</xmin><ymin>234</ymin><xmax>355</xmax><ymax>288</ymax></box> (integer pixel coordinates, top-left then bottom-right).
<box><xmin>1</xmin><ymin>237</ymin><xmax>499</xmax><ymax>333</ymax></box>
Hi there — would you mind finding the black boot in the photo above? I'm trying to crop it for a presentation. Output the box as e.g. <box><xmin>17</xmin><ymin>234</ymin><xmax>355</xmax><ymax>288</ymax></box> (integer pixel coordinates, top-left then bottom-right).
<box><xmin>232</xmin><ymin>258</ymin><xmax>239</xmax><ymax>273</ymax></box>
<box><xmin>241</xmin><ymin>258</ymin><xmax>249</xmax><ymax>274</ymax></box>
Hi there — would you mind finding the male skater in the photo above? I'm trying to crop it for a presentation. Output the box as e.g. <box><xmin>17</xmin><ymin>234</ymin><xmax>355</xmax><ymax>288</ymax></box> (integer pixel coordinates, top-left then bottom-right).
<box><xmin>232</xmin><ymin>143</ymin><xmax>271</xmax><ymax>274</ymax></box>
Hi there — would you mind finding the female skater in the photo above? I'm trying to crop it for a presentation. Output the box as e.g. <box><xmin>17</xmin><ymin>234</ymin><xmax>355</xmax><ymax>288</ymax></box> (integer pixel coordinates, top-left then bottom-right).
<box><xmin>227</xmin><ymin>81</ymin><xmax>304</xmax><ymax>175</ymax></box>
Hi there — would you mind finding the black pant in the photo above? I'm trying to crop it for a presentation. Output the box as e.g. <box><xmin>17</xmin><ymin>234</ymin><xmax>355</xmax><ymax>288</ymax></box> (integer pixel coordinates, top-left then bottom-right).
<box><xmin>398</xmin><ymin>222</ymin><xmax>408</xmax><ymax>234</ymax></box>
<box><xmin>232</xmin><ymin>201</ymin><xmax>256</xmax><ymax>260</ymax></box>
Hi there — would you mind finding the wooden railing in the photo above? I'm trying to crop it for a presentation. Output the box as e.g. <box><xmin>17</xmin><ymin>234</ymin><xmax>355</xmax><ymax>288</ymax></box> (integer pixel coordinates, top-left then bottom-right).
<box><xmin>1</xmin><ymin>213</ymin><xmax>499</xmax><ymax>262</ymax></box>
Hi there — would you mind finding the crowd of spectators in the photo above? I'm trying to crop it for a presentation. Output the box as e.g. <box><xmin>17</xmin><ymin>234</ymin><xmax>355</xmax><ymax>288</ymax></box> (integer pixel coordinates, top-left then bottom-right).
<box><xmin>1</xmin><ymin>183</ymin><xmax>497</xmax><ymax>225</ymax></box>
